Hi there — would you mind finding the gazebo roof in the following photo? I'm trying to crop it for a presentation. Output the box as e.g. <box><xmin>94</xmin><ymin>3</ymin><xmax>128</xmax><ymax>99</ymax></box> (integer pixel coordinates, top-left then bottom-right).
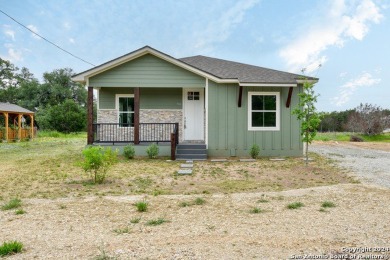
<box><xmin>0</xmin><ymin>102</ymin><xmax>34</xmax><ymax>114</ymax></box>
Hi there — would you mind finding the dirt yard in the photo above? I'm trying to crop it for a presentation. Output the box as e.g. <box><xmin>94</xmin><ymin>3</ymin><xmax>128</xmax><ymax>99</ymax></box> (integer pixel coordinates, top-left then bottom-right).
<box><xmin>1</xmin><ymin>184</ymin><xmax>390</xmax><ymax>259</ymax></box>
<box><xmin>1</xmin><ymin>138</ymin><xmax>390</xmax><ymax>259</ymax></box>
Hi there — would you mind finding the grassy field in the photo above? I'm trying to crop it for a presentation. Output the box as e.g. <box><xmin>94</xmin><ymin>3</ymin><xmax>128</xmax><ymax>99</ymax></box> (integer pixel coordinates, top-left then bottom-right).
<box><xmin>0</xmin><ymin>132</ymin><xmax>356</xmax><ymax>200</ymax></box>
<box><xmin>314</xmin><ymin>132</ymin><xmax>390</xmax><ymax>142</ymax></box>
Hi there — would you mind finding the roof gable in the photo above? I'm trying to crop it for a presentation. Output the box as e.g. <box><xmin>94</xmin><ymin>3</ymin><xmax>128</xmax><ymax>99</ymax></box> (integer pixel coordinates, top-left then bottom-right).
<box><xmin>72</xmin><ymin>46</ymin><xmax>318</xmax><ymax>86</ymax></box>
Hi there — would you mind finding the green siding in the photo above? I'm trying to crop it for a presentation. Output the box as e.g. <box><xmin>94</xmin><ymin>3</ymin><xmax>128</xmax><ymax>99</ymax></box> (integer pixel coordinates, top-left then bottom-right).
<box><xmin>207</xmin><ymin>82</ymin><xmax>303</xmax><ymax>157</ymax></box>
<box><xmin>140</xmin><ymin>88</ymin><xmax>182</xmax><ymax>109</ymax></box>
<box><xmin>90</xmin><ymin>54</ymin><xmax>205</xmax><ymax>88</ymax></box>
<box><xmin>99</xmin><ymin>87</ymin><xmax>181</xmax><ymax>109</ymax></box>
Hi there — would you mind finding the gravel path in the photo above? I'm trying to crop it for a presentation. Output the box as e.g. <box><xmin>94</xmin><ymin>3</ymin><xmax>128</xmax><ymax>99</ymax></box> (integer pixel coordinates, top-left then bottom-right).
<box><xmin>311</xmin><ymin>142</ymin><xmax>390</xmax><ymax>188</ymax></box>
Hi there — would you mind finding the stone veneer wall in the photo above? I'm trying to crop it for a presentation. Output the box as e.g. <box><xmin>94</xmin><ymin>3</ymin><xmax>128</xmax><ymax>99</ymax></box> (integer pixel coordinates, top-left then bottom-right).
<box><xmin>140</xmin><ymin>109</ymin><xmax>183</xmax><ymax>142</ymax></box>
<box><xmin>96</xmin><ymin>109</ymin><xmax>183</xmax><ymax>142</ymax></box>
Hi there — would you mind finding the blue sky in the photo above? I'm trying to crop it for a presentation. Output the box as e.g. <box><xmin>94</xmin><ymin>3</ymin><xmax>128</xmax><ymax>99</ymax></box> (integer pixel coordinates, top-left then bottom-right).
<box><xmin>1</xmin><ymin>0</ymin><xmax>389</xmax><ymax>112</ymax></box>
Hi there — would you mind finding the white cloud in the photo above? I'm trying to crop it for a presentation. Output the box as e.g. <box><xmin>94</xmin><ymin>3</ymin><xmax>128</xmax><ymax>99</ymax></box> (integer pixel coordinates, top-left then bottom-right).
<box><xmin>1</xmin><ymin>47</ymin><xmax>23</xmax><ymax>62</ymax></box>
<box><xmin>4</xmin><ymin>29</ymin><xmax>15</xmax><ymax>41</ymax></box>
<box><xmin>27</xmin><ymin>24</ymin><xmax>41</xmax><ymax>39</ymax></box>
<box><xmin>69</xmin><ymin>38</ymin><xmax>75</xmax><ymax>44</ymax></box>
<box><xmin>63</xmin><ymin>22</ymin><xmax>71</xmax><ymax>30</ymax></box>
<box><xmin>279</xmin><ymin>0</ymin><xmax>383</xmax><ymax>73</ymax></box>
<box><xmin>193</xmin><ymin>0</ymin><xmax>260</xmax><ymax>53</ymax></box>
<box><xmin>332</xmin><ymin>72</ymin><xmax>381</xmax><ymax>106</ymax></box>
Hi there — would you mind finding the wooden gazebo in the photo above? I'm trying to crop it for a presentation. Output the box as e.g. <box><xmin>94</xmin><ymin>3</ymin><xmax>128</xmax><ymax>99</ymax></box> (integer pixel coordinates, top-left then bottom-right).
<box><xmin>0</xmin><ymin>102</ymin><xmax>34</xmax><ymax>142</ymax></box>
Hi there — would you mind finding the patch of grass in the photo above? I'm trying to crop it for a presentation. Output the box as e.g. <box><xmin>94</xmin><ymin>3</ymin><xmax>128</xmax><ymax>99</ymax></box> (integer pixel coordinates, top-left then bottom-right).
<box><xmin>134</xmin><ymin>201</ymin><xmax>148</xmax><ymax>212</ymax></box>
<box><xmin>1</xmin><ymin>198</ymin><xmax>22</xmax><ymax>211</ymax></box>
<box><xmin>319</xmin><ymin>208</ymin><xmax>327</xmax><ymax>212</ymax></box>
<box><xmin>287</xmin><ymin>202</ymin><xmax>304</xmax><ymax>209</ymax></box>
<box><xmin>94</xmin><ymin>243</ymin><xmax>116</xmax><ymax>260</ymax></box>
<box><xmin>249</xmin><ymin>207</ymin><xmax>263</xmax><ymax>214</ymax></box>
<box><xmin>58</xmin><ymin>204</ymin><xmax>67</xmax><ymax>209</ymax></box>
<box><xmin>129</xmin><ymin>217</ymin><xmax>141</xmax><ymax>224</ymax></box>
<box><xmin>257</xmin><ymin>199</ymin><xmax>269</xmax><ymax>203</ymax></box>
<box><xmin>194</xmin><ymin>197</ymin><xmax>206</xmax><ymax>205</ymax></box>
<box><xmin>315</xmin><ymin>132</ymin><xmax>390</xmax><ymax>142</ymax></box>
<box><xmin>321</xmin><ymin>201</ymin><xmax>336</xmax><ymax>208</ymax></box>
<box><xmin>146</xmin><ymin>218</ymin><xmax>169</xmax><ymax>226</ymax></box>
<box><xmin>112</xmin><ymin>226</ymin><xmax>131</xmax><ymax>234</ymax></box>
<box><xmin>179</xmin><ymin>201</ymin><xmax>191</xmax><ymax>207</ymax></box>
<box><xmin>0</xmin><ymin>240</ymin><xmax>23</xmax><ymax>257</ymax></box>
<box><xmin>15</xmin><ymin>209</ymin><xmax>26</xmax><ymax>215</ymax></box>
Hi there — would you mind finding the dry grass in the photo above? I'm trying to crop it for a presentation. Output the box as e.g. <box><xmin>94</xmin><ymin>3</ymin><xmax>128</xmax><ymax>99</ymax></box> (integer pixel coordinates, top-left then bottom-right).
<box><xmin>0</xmin><ymin>136</ymin><xmax>356</xmax><ymax>200</ymax></box>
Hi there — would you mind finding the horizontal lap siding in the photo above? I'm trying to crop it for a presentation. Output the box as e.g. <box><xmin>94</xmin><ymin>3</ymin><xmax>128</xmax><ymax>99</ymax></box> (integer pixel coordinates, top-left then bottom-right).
<box><xmin>90</xmin><ymin>54</ymin><xmax>204</xmax><ymax>88</ymax></box>
<box><xmin>99</xmin><ymin>88</ymin><xmax>182</xmax><ymax>110</ymax></box>
<box><xmin>207</xmin><ymin>82</ymin><xmax>302</xmax><ymax>157</ymax></box>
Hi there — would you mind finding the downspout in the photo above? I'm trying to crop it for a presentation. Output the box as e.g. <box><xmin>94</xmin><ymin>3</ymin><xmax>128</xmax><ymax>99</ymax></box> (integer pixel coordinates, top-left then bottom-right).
<box><xmin>205</xmin><ymin>78</ymin><xmax>209</xmax><ymax>148</ymax></box>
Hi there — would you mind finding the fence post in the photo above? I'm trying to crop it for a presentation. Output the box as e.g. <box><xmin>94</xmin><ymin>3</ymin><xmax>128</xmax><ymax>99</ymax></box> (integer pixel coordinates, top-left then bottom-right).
<box><xmin>170</xmin><ymin>132</ymin><xmax>176</xmax><ymax>160</ymax></box>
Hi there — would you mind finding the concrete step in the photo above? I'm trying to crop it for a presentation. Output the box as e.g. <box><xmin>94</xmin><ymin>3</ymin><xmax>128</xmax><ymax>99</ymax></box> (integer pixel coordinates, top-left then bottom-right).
<box><xmin>176</xmin><ymin>154</ymin><xmax>207</xmax><ymax>160</ymax></box>
<box><xmin>176</xmin><ymin>149</ymin><xmax>206</xmax><ymax>155</ymax></box>
<box><xmin>176</xmin><ymin>144</ymin><xmax>206</xmax><ymax>150</ymax></box>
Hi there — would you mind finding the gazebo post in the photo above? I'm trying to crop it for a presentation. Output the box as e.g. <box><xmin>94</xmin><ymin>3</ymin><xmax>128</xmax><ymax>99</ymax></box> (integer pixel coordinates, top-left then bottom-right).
<box><xmin>17</xmin><ymin>114</ymin><xmax>22</xmax><ymax>141</ymax></box>
<box><xmin>30</xmin><ymin>114</ymin><xmax>34</xmax><ymax>140</ymax></box>
<box><xmin>4</xmin><ymin>112</ymin><xmax>9</xmax><ymax>142</ymax></box>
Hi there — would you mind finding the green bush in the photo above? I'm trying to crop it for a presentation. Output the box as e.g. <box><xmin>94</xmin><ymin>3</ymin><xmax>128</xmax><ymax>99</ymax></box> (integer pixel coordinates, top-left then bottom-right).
<box><xmin>0</xmin><ymin>241</ymin><xmax>23</xmax><ymax>256</ymax></box>
<box><xmin>123</xmin><ymin>145</ymin><xmax>135</xmax><ymax>159</ymax></box>
<box><xmin>135</xmin><ymin>201</ymin><xmax>148</xmax><ymax>212</ymax></box>
<box><xmin>146</xmin><ymin>143</ymin><xmax>159</xmax><ymax>159</ymax></box>
<box><xmin>287</xmin><ymin>202</ymin><xmax>304</xmax><ymax>209</ymax></box>
<box><xmin>81</xmin><ymin>146</ymin><xmax>118</xmax><ymax>184</ymax></box>
<box><xmin>249</xmin><ymin>144</ymin><xmax>260</xmax><ymax>159</ymax></box>
<box><xmin>36</xmin><ymin>99</ymin><xmax>86</xmax><ymax>133</ymax></box>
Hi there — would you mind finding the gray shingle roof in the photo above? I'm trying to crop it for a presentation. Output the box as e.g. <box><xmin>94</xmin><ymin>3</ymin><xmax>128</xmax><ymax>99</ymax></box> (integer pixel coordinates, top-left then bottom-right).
<box><xmin>179</xmin><ymin>55</ymin><xmax>316</xmax><ymax>84</ymax></box>
<box><xmin>0</xmin><ymin>102</ymin><xmax>34</xmax><ymax>114</ymax></box>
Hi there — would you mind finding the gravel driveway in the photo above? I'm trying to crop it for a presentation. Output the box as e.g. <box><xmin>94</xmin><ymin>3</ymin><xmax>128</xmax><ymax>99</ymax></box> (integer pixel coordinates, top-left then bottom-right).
<box><xmin>311</xmin><ymin>142</ymin><xmax>390</xmax><ymax>188</ymax></box>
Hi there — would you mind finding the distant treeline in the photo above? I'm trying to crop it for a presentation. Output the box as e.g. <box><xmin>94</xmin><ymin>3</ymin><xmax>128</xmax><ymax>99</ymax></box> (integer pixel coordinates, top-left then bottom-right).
<box><xmin>319</xmin><ymin>104</ymin><xmax>390</xmax><ymax>135</ymax></box>
<box><xmin>0</xmin><ymin>58</ymin><xmax>87</xmax><ymax>133</ymax></box>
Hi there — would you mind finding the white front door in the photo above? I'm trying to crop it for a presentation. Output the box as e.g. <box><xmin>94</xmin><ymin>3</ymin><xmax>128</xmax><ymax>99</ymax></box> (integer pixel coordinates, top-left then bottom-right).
<box><xmin>183</xmin><ymin>88</ymin><xmax>204</xmax><ymax>141</ymax></box>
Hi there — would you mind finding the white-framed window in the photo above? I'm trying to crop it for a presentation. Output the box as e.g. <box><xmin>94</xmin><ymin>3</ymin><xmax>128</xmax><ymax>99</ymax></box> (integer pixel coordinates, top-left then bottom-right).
<box><xmin>115</xmin><ymin>94</ymin><xmax>134</xmax><ymax>127</ymax></box>
<box><xmin>248</xmin><ymin>92</ymin><xmax>280</xmax><ymax>131</ymax></box>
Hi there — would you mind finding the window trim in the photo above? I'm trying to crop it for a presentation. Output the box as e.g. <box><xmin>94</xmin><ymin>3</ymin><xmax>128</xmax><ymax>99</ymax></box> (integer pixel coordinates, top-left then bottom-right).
<box><xmin>248</xmin><ymin>91</ymin><xmax>280</xmax><ymax>131</ymax></box>
<box><xmin>115</xmin><ymin>94</ymin><xmax>134</xmax><ymax>127</ymax></box>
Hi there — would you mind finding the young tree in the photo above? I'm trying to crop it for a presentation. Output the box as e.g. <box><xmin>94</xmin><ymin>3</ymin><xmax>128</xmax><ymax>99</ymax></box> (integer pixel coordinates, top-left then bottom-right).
<box><xmin>292</xmin><ymin>80</ymin><xmax>322</xmax><ymax>165</ymax></box>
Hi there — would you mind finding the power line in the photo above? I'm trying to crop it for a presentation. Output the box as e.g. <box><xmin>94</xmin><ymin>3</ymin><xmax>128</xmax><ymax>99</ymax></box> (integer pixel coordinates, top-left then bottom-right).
<box><xmin>0</xmin><ymin>9</ymin><xmax>96</xmax><ymax>67</ymax></box>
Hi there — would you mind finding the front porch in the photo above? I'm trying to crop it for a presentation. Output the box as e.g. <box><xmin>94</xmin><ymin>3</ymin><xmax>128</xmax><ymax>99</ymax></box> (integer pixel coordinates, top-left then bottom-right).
<box><xmin>92</xmin><ymin>121</ymin><xmax>180</xmax><ymax>159</ymax></box>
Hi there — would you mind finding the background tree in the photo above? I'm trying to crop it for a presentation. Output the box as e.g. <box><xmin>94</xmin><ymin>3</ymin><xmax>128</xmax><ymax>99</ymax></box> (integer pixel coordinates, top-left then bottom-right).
<box><xmin>292</xmin><ymin>80</ymin><xmax>322</xmax><ymax>165</ymax></box>
<box><xmin>347</xmin><ymin>103</ymin><xmax>389</xmax><ymax>135</ymax></box>
<box><xmin>37</xmin><ymin>99</ymin><xmax>86</xmax><ymax>133</ymax></box>
<box><xmin>0</xmin><ymin>58</ymin><xmax>88</xmax><ymax>133</ymax></box>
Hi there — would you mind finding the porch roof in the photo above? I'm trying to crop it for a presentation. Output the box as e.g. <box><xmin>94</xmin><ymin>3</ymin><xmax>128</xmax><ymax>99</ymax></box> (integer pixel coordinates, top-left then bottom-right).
<box><xmin>0</xmin><ymin>102</ymin><xmax>34</xmax><ymax>114</ymax></box>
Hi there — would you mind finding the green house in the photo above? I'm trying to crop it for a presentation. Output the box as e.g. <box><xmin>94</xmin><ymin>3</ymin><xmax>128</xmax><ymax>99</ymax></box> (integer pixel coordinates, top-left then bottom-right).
<box><xmin>72</xmin><ymin>46</ymin><xmax>318</xmax><ymax>159</ymax></box>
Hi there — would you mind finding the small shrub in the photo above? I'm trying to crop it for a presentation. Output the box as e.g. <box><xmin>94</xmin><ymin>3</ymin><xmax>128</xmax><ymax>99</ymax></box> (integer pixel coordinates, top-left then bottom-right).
<box><xmin>321</xmin><ymin>201</ymin><xmax>336</xmax><ymax>208</ymax></box>
<box><xmin>15</xmin><ymin>209</ymin><xmax>26</xmax><ymax>215</ymax></box>
<box><xmin>113</xmin><ymin>226</ymin><xmax>131</xmax><ymax>234</ymax></box>
<box><xmin>249</xmin><ymin>207</ymin><xmax>263</xmax><ymax>214</ymax></box>
<box><xmin>194</xmin><ymin>197</ymin><xmax>205</xmax><ymax>205</ymax></box>
<box><xmin>350</xmin><ymin>135</ymin><xmax>364</xmax><ymax>142</ymax></box>
<box><xmin>249</xmin><ymin>144</ymin><xmax>260</xmax><ymax>159</ymax></box>
<box><xmin>0</xmin><ymin>241</ymin><xmax>23</xmax><ymax>256</ymax></box>
<box><xmin>1</xmin><ymin>198</ymin><xmax>22</xmax><ymax>211</ymax></box>
<box><xmin>135</xmin><ymin>201</ymin><xmax>148</xmax><ymax>212</ymax></box>
<box><xmin>146</xmin><ymin>218</ymin><xmax>168</xmax><ymax>226</ymax></box>
<box><xmin>257</xmin><ymin>199</ymin><xmax>269</xmax><ymax>203</ymax></box>
<box><xmin>123</xmin><ymin>145</ymin><xmax>135</xmax><ymax>159</ymax></box>
<box><xmin>287</xmin><ymin>202</ymin><xmax>304</xmax><ymax>209</ymax></box>
<box><xmin>81</xmin><ymin>146</ymin><xmax>118</xmax><ymax>184</ymax></box>
<box><xmin>130</xmin><ymin>217</ymin><xmax>141</xmax><ymax>224</ymax></box>
<box><xmin>146</xmin><ymin>143</ymin><xmax>159</xmax><ymax>159</ymax></box>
